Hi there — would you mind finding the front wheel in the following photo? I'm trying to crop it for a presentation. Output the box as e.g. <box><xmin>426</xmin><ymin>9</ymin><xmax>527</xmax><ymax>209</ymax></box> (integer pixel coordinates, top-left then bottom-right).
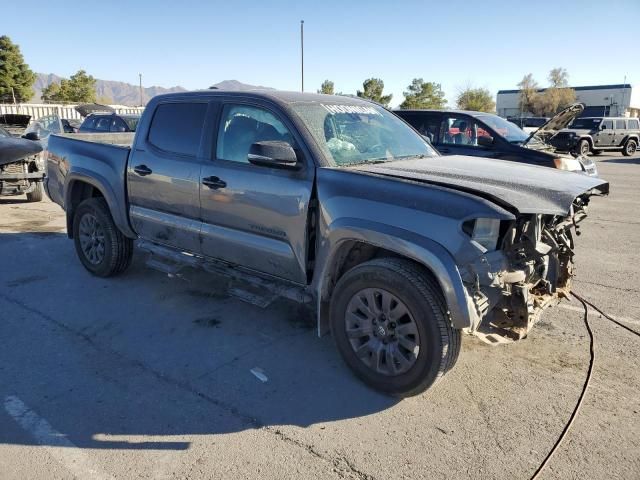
<box><xmin>623</xmin><ymin>139</ymin><xmax>637</xmax><ymax>157</ymax></box>
<box><xmin>26</xmin><ymin>182</ymin><xmax>43</xmax><ymax>202</ymax></box>
<box><xmin>330</xmin><ymin>258</ymin><xmax>460</xmax><ymax>397</ymax></box>
<box><xmin>73</xmin><ymin>197</ymin><xmax>133</xmax><ymax>277</ymax></box>
<box><xmin>578</xmin><ymin>139</ymin><xmax>591</xmax><ymax>156</ymax></box>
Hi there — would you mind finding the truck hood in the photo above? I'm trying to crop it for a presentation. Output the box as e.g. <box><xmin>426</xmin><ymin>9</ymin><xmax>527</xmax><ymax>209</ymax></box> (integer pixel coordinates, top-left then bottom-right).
<box><xmin>523</xmin><ymin>102</ymin><xmax>585</xmax><ymax>148</ymax></box>
<box><xmin>0</xmin><ymin>136</ymin><xmax>43</xmax><ymax>166</ymax></box>
<box><xmin>350</xmin><ymin>155</ymin><xmax>608</xmax><ymax>215</ymax></box>
<box><xmin>75</xmin><ymin>103</ymin><xmax>115</xmax><ymax>117</ymax></box>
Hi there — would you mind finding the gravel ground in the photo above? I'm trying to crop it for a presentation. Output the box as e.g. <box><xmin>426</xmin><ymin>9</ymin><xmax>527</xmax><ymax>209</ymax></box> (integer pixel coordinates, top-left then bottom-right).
<box><xmin>0</xmin><ymin>154</ymin><xmax>638</xmax><ymax>479</ymax></box>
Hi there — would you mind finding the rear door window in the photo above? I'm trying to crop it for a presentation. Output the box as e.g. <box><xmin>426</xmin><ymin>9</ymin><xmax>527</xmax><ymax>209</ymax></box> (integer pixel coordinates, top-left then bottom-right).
<box><xmin>147</xmin><ymin>102</ymin><xmax>207</xmax><ymax>156</ymax></box>
<box><xmin>94</xmin><ymin>116</ymin><xmax>112</xmax><ymax>132</ymax></box>
<box><xmin>615</xmin><ymin>119</ymin><xmax>626</xmax><ymax>129</ymax></box>
<box><xmin>400</xmin><ymin>113</ymin><xmax>440</xmax><ymax>144</ymax></box>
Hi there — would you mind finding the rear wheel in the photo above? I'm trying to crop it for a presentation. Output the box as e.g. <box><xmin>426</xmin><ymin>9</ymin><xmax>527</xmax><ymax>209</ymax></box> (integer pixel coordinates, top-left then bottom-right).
<box><xmin>623</xmin><ymin>139</ymin><xmax>637</xmax><ymax>157</ymax></box>
<box><xmin>26</xmin><ymin>182</ymin><xmax>43</xmax><ymax>202</ymax></box>
<box><xmin>330</xmin><ymin>257</ymin><xmax>460</xmax><ymax>397</ymax></box>
<box><xmin>73</xmin><ymin>197</ymin><xmax>133</xmax><ymax>277</ymax></box>
<box><xmin>578</xmin><ymin>139</ymin><xmax>591</xmax><ymax>156</ymax></box>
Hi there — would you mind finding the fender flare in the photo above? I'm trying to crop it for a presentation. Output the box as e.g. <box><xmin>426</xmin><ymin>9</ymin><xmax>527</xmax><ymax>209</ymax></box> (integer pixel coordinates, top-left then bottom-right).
<box><xmin>313</xmin><ymin>218</ymin><xmax>473</xmax><ymax>336</ymax></box>
<box><xmin>64</xmin><ymin>168</ymin><xmax>136</xmax><ymax>238</ymax></box>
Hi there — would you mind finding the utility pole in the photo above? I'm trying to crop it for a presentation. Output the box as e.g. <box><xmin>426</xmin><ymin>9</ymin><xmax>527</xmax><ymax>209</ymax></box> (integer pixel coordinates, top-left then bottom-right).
<box><xmin>300</xmin><ymin>20</ymin><xmax>304</xmax><ymax>92</ymax></box>
<box><xmin>139</xmin><ymin>73</ymin><xmax>143</xmax><ymax>106</ymax></box>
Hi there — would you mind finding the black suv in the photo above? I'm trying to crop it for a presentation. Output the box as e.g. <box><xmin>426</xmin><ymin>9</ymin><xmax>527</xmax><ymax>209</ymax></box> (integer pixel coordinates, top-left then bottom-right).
<box><xmin>395</xmin><ymin>103</ymin><xmax>597</xmax><ymax>176</ymax></box>
<box><xmin>550</xmin><ymin>117</ymin><xmax>640</xmax><ymax>156</ymax></box>
<box><xmin>79</xmin><ymin>113</ymin><xmax>140</xmax><ymax>133</ymax></box>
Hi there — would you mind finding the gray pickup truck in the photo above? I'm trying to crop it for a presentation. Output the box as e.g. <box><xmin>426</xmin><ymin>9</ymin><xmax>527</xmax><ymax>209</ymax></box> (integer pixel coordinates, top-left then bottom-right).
<box><xmin>45</xmin><ymin>90</ymin><xmax>608</xmax><ymax>396</ymax></box>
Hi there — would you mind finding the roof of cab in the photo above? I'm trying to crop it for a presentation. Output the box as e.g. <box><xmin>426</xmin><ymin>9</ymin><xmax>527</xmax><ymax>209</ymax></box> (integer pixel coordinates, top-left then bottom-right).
<box><xmin>150</xmin><ymin>89</ymin><xmax>373</xmax><ymax>106</ymax></box>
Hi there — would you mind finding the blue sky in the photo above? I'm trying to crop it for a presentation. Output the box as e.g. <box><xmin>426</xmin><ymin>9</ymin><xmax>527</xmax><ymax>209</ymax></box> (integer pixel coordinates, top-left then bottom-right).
<box><xmin>4</xmin><ymin>0</ymin><xmax>639</xmax><ymax>107</ymax></box>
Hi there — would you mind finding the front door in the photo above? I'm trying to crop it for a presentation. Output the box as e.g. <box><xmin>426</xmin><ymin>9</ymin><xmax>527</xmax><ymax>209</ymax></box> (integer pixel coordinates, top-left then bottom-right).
<box><xmin>594</xmin><ymin>119</ymin><xmax>615</xmax><ymax>147</ymax></box>
<box><xmin>127</xmin><ymin>101</ymin><xmax>209</xmax><ymax>253</ymax></box>
<box><xmin>199</xmin><ymin>102</ymin><xmax>314</xmax><ymax>284</ymax></box>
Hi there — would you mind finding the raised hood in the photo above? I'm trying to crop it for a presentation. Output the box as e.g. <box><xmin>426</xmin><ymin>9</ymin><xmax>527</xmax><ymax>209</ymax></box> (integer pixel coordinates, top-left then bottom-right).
<box><xmin>523</xmin><ymin>102</ymin><xmax>584</xmax><ymax>147</ymax></box>
<box><xmin>350</xmin><ymin>155</ymin><xmax>608</xmax><ymax>215</ymax></box>
<box><xmin>75</xmin><ymin>103</ymin><xmax>115</xmax><ymax>117</ymax></box>
<box><xmin>0</xmin><ymin>136</ymin><xmax>43</xmax><ymax>166</ymax></box>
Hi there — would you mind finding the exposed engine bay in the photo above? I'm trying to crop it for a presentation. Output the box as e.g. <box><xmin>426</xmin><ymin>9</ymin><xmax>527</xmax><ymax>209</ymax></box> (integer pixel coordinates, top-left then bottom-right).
<box><xmin>462</xmin><ymin>194</ymin><xmax>592</xmax><ymax>343</ymax></box>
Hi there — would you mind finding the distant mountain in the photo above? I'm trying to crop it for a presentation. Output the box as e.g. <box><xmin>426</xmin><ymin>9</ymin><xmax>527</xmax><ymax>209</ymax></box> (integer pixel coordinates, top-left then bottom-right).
<box><xmin>209</xmin><ymin>80</ymin><xmax>274</xmax><ymax>91</ymax></box>
<box><xmin>33</xmin><ymin>73</ymin><xmax>186</xmax><ymax>106</ymax></box>
<box><xmin>32</xmin><ymin>74</ymin><xmax>275</xmax><ymax>106</ymax></box>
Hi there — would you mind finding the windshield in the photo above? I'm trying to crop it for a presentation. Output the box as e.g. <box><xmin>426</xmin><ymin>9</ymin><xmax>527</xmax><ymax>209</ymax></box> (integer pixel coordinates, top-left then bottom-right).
<box><xmin>475</xmin><ymin>114</ymin><xmax>528</xmax><ymax>143</ymax></box>
<box><xmin>122</xmin><ymin>116</ymin><xmax>140</xmax><ymax>131</ymax></box>
<box><xmin>570</xmin><ymin>118</ymin><xmax>601</xmax><ymax>129</ymax></box>
<box><xmin>291</xmin><ymin>102</ymin><xmax>437</xmax><ymax>166</ymax></box>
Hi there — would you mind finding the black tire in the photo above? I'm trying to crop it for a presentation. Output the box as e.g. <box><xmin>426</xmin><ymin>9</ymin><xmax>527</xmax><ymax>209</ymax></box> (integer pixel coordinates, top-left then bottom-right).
<box><xmin>330</xmin><ymin>257</ymin><xmax>460</xmax><ymax>397</ymax></box>
<box><xmin>623</xmin><ymin>139</ymin><xmax>637</xmax><ymax>157</ymax></box>
<box><xmin>72</xmin><ymin>197</ymin><xmax>133</xmax><ymax>277</ymax></box>
<box><xmin>578</xmin><ymin>139</ymin><xmax>591</xmax><ymax>156</ymax></box>
<box><xmin>591</xmin><ymin>149</ymin><xmax>602</xmax><ymax>156</ymax></box>
<box><xmin>26</xmin><ymin>182</ymin><xmax>43</xmax><ymax>202</ymax></box>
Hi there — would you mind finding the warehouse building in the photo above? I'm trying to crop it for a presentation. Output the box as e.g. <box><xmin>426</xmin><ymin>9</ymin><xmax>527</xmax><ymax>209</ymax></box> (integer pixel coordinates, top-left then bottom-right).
<box><xmin>496</xmin><ymin>84</ymin><xmax>639</xmax><ymax>118</ymax></box>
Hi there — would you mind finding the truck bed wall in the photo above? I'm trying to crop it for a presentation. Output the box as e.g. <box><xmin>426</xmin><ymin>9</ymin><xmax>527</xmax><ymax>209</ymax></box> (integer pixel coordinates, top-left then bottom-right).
<box><xmin>45</xmin><ymin>133</ymin><xmax>136</xmax><ymax>237</ymax></box>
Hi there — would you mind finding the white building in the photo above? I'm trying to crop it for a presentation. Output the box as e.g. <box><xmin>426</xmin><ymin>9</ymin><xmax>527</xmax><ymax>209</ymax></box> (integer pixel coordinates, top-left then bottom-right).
<box><xmin>496</xmin><ymin>84</ymin><xmax>640</xmax><ymax>118</ymax></box>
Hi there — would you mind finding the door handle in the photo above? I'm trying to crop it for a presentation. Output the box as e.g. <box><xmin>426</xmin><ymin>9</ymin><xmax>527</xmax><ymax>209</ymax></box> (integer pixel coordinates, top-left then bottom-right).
<box><xmin>133</xmin><ymin>164</ymin><xmax>152</xmax><ymax>176</ymax></box>
<box><xmin>202</xmin><ymin>176</ymin><xmax>227</xmax><ymax>189</ymax></box>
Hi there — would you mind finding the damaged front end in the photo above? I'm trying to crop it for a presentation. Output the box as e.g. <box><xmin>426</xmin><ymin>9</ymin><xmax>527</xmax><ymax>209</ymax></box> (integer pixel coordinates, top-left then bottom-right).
<box><xmin>461</xmin><ymin>195</ymin><xmax>591</xmax><ymax>343</ymax></box>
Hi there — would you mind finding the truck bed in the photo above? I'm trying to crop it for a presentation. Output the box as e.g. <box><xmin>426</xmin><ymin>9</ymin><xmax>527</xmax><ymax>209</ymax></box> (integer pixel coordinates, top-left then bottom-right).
<box><xmin>45</xmin><ymin>133</ymin><xmax>133</xmax><ymax>237</ymax></box>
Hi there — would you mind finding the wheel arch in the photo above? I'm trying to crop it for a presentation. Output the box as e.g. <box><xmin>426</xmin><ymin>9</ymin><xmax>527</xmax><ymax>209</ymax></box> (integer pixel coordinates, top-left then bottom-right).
<box><xmin>313</xmin><ymin>219</ymin><xmax>472</xmax><ymax>336</ymax></box>
<box><xmin>64</xmin><ymin>172</ymin><xmax>136</xmax><ymax>239</ymax></box>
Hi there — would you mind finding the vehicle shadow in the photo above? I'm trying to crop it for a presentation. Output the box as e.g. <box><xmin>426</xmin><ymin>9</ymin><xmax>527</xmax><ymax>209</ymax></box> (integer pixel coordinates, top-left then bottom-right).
<box><xmin>600</xmin><ymin>157</ymin><xmax>640</xmax><ymax>165</ymax></box>
<box><xmin>0</xmin><ymin>231</ymin><xmax>398</xmax><ymax>452</ymax></box>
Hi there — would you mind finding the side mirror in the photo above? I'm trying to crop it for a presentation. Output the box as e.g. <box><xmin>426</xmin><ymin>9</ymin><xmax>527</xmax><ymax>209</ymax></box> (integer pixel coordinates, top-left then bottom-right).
<box><xmin>23</xmin><ymin>131</ymin><xmax>40</xmax><ymax>141</ymax></box>
<box><xmin>600</xmin><ymin>124</ymin><xmax>606</xmax><ymax>130</ymax></box>
<box><xmin>248</xmin><ymin>141</ymin><xmax>298</xmax><ymax>169</ymax></box>
<box><xmin>477</xmin><ymin>135</ymin><xmax>494</xmax><ymax>147</ymax></box>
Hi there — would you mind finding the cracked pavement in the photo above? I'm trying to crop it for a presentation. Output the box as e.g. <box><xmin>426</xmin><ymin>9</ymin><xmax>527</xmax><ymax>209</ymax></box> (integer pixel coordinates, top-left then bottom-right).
<box><xmin>0</xmin><ymin>154</ymin><xmax>638</xmax><ymax>479</ymax></box>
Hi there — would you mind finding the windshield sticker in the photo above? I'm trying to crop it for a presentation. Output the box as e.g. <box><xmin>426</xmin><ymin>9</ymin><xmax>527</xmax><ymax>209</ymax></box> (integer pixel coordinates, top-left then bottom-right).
<box><xmin>321</xmin><ymin>104</ymin><xmax>382</xmax><ymax>116</ymax></box>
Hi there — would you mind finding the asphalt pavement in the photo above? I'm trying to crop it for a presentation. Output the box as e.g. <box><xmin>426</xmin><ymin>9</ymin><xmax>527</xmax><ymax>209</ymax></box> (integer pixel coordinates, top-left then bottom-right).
<box><xmin>0</xmin><ymin>153</ymin><xmax>638</xmax><ymax>479</ymax></box>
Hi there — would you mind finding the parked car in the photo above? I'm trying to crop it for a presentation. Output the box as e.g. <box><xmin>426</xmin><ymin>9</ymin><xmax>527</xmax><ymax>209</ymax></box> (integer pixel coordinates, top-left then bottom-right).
<box><xmin>395</xmin><ymin>103</ymin><xmax>597</xmax><ymax>176</ymax></box>
<box><xmin>45</xmin><ymin>91</ymin><xmax>608</xmax><ymax>396</ymax></box>
<box><xmin>550</xmin><ymin>116</ymin><xmax>640</xmax><ymax>156</ymax></box>
<box><xmin>0</xmin><ymin>126</ymin><xmax>45</xmax><ymax>201</ymax></box>
<box><xmin>79</xmin><ymin>113</ymin><xmax>140</xmax><ymax>133</ymax></box>
<box><xmin>507</xmin><ymin>116</ymin><xmax>549</xmax><ymax>134</ymax></box>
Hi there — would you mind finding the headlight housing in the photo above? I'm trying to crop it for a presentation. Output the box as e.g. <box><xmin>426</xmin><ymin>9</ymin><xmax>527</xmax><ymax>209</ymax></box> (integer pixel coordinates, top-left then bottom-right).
<box><xmin>554</xmin><ymin>156</ymin><xmax>582</xmax><ymax>172</ymax></box>
<box><xmin>462</xmin><ymin>218</ymin><xmax>501</xmax><ymax>251</ymax></box>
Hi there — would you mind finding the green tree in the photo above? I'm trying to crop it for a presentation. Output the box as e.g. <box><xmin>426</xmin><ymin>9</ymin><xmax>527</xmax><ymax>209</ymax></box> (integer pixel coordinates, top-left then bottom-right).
<box><xmin>41</xmin><ymin>69</ymin><xmax>97</xmax><ymax>103</ymax></box>
<box><xmin>456</xmin><ymin>87</ymin><xmax>495</xmax><ymax>112</ymax></box>
<box><xmin>516</xmin><ymin>73</ymin><xmax>539</xmax><ymax>115</ymax></box>
<box><xmin>357</xmin><ymin>78</ymin><xmax>392</xmax><ymax>107</ymax></box>
<box><xmin>399</xmin><ymin>78</ymin><xmax>446</xmax><ymax>109</ymax></box>
<box><xmin>0</xmin><ymin>36</ymin><xmax>36</xmax><ymax>103</ymax></box>
<box><xmin>318</xmin><ymin>80</ymin><xmax>335</xmax><ymax>95</ymax></box>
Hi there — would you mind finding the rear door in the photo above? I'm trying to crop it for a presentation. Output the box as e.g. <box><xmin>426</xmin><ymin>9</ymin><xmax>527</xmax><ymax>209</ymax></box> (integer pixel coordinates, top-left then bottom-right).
<box><xmin>613</xmin><ymin>119</ymin><xmax>627</xmax><ymax>147</ymax></box>
<box><xmin>127</xmin><ymin>101</ymin><xmax>209</xmax><ymax>252</ymax></box>
<box><xmin>198</xmin><ymin>100</ymin><xmax>314</xmax><ymax>284</ymax></box>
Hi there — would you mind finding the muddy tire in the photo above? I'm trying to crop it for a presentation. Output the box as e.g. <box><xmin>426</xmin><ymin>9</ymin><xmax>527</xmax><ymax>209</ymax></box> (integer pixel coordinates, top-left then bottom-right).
<box><xmin>623</xmin><ymin>139</ymin><xmax>637</xmax><ymax>157</ymax></box>
<box><xmin>72</xmin><ymin>197</ymin><xmax>133</xmax><ymax>277</ymax></box>
<box><xmin>26</xmin><ymin>182</ymin><xmax>43</xmax><ymax>202</ymax></box>
<box><xmin>330</xmin><ymin>257</ymin><xmax>460</xmax><ymax>397</ymax></box>
<box><xmin>578</xmin><ymin>139</ymin><xmax>591</xmax><ymax>156</ymax></box>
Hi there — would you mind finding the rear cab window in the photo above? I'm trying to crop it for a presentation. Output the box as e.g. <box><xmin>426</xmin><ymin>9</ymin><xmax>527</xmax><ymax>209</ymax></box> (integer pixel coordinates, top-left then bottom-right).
<box><xmin>147</xmin><ymin>102</ymin><xmax>208</xmax><ymax>156</ymax></box>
